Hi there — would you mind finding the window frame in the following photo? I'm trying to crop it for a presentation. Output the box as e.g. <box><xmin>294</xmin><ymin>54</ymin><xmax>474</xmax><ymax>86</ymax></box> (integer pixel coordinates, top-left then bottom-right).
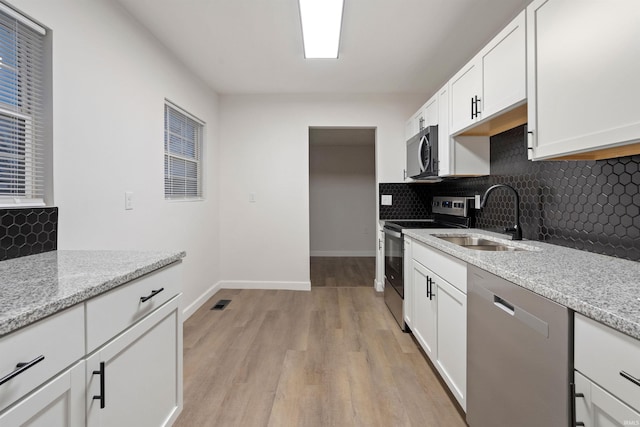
<box><xmin>0</xmin><ymin>3</ymin><xmax>48</xmax><ymax>208</ymax></box>
<box><xmin>164</xmin><ymin>100</ymin><xmax>205</xmax><ymax>201</ymax></box>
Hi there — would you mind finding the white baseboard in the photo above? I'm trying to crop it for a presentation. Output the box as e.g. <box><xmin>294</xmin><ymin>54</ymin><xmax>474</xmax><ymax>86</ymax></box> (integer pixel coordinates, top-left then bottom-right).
<box><xmin>182</xmin><ymin>281</ymin><xmax>222</xmax><ymax>320</ymax></box>
<box><xmin>220</xmin><ymin>280</ymin><xmax>311</xmax><ymax>291</ymax></box>
<box><xmin>310</xmin><ymin>250</ymin><xmax>376</xmax><ymax>257</ymax></box>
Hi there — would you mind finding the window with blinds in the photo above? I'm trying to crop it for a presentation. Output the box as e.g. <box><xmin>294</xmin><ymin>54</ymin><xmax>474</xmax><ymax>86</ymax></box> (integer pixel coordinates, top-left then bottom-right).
<box><xmin>164</xmin><ymin>102</ymin><xmax>203</xmax><ymax>199</ymax></box>
<box><xmin>0</xmin><ymin>5</ymin><xmax>47</xmax><ymax>205</ymax></box>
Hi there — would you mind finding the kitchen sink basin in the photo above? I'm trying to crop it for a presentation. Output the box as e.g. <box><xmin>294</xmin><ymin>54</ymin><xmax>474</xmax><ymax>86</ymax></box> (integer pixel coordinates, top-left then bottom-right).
<box><xmin>435</xmin><ymin>235</ymin><xmax>527</xmax><ymax>251</ymax></box>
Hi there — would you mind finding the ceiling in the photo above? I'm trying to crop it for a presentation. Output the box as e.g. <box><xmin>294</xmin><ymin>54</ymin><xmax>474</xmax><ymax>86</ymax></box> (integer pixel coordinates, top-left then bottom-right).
<box><xmin>114</xmin><ymin>0</ymin><xmax>531</xmax><ymax>96</ymax></box>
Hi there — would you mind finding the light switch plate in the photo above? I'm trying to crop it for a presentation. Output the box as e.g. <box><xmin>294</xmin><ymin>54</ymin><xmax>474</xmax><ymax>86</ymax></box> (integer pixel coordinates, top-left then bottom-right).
<box><xmin>381</xmin><ymin>195</ymin><xmax>392</xmax><ymax>206</ymax></box>
<box><xmin>125</xmin><ymin>192</ymin><xmax>133</xmax><ymax>210</ymax></box>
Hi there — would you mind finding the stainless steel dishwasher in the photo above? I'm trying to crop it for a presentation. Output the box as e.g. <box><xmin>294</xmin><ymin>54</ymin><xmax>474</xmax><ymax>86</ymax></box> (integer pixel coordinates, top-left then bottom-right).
<box><xmin>467</xmin><ymin>265</ymin><xmax>572</xmax><ymax>427</ymax></box>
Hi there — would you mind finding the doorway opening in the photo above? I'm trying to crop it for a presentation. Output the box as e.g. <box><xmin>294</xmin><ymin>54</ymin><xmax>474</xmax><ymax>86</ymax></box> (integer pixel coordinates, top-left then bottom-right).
<box><xmin>308</xmin><ymin>127</ymin><xmax>376</xmax><ymax>287</ymax></box>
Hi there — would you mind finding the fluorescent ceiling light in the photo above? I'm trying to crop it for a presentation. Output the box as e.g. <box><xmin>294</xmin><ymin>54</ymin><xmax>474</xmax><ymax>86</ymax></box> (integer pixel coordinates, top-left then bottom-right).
<box><xmin>299</xmin><ymin>0</ymin><xmax>344</xmax><ymax>59</ymax></box>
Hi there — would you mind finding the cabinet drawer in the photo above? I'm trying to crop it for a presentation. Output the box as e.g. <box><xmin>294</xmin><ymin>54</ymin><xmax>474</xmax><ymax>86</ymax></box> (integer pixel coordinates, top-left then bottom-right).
<box><xmin>0</xmin><ymin>305</ymin><xmax>84</xmax><ymax>413</ymax></box>
<box><xmin>86</xmin><ymin>262</ymin><xmax>182</xmax><ymax>353</ymax></box>
<box><xmin>412</xmin><ymin>240</ymin><xmax>467</xmax><ymax>293</ymax></box>
<box><xmin>0</xmin><ymin>361</ymin><xmax>84</xmax><ymax>426</ymax></box>
<box><xmin>575</xmin><ymin>314</ymin><xmax>640</xmax><ymax>411</ymax></box>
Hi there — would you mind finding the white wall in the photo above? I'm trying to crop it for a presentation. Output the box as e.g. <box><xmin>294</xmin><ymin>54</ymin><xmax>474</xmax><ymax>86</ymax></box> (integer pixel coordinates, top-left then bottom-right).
<box><xmin>219</xmin><ymin>94</ymin><xmax>422</xmax><ymax>290</ymax></box>
<box><xmin>10</xmin><ymin>0</ymin><xmax>221</xmax><ymax>317</ymax></box>
<box><xmin>309</xmin><ymin>142</ymin><xmax>376</xmax><ymax>257</ymax></box>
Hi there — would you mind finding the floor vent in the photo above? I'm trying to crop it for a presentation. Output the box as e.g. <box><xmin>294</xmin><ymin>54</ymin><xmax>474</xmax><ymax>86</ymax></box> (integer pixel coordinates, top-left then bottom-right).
<box><xmin>211</xmin><ymin>299</ymin><xmax>231</xmax><ymax>310</ymax></box>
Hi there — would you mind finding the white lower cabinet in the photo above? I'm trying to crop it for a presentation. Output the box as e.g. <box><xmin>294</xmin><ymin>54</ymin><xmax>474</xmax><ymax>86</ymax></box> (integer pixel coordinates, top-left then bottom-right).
<box><xmin>0</xmin><ymin>361</ymin><xmax>84</xmax><ymax>427</ymax></box>
<box><xmin>402</xmin><ymin>237</ymin><xmax>413</xmax><ymax>328</ymax></box>
<box><xmin>409</xmin><ymin>239</ymin><xmax>467</xmax><ymax>410</ymax></box>
<box><xmin>86</xmin><ymin>296</ymin><xmax>183</xmax><ymax>427</ymax></box>
<box><xmin>411</xmin><ymin>259</ymin><xmax>437</xmax><ymax>360</ymax></box>
<box><xmin>434</xmin><ymin>277</ymin><xmax>466</xmax><ymax>408</ymax></box>
<box><xmin>376</xmin><ymin>225</ymin><xmax>385</xmax><ymax>292</ymax></box>
<box><xmin>0</xmin><ymin>261</ymin><xmax>184</xmax><ymax>427</ymax></box>
<box><xmin>574</xmin><ymin>314</ymin><xmax>640</xmax><ymax>426</ymax></box>
<box><xmin>575</xmin><ymin>371</ymin><xmax>640</xmax><ymax>427</ymax></box>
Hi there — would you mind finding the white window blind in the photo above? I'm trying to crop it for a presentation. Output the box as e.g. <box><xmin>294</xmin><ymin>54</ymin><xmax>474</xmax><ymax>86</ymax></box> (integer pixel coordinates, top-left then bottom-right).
<box><xmin>164</xmin><ymin>102</ymin><xmax>203</xmax><ymax>199</ymax></box>
<box><xmin>0</xmin><ymin>4</ymin><xmax>46</xmax><ymax>205</ymax></box>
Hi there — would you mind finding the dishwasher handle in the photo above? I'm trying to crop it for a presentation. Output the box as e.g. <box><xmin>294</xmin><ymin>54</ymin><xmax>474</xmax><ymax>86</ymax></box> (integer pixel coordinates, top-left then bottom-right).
<box><xmin>494</xmin><ymin>295</ymin><xmax>515</xmax><ymax>315</ymax></box>
<box><xmin>488</xmin><ymin>291</ymin><xmax>549</xmax><ymax>338</ymax></box>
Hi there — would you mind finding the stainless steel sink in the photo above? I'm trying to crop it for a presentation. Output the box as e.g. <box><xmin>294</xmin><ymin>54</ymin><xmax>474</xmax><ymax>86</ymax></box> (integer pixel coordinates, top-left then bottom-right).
<box><xmin>435</xmin><ymin>235</ymin><xmax>526</xmax><ymax>251</ymax></box>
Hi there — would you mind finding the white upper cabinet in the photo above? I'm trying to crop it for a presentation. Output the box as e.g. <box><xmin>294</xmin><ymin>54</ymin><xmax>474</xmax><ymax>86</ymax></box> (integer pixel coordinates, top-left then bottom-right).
<box><xmin>422</xmin><ymin>95</ymin><xmax>438</xmax><ymax>128</ymax></box>
<box><xmin>482</xmin><ymin>10</ymin><xmax>526</xmax><ymax>119</ymax></box>
<box><xmin>450</xmin><ymin>59</ymin><xmax>482</xmax><ymax>134</ymax></box>
<box><xmin>405</xmin><ymin>109</ymin><xmax>422</xmax><ymax>140</ymax></box>
<box><xmin>405</xmin><ymin>83</ymin><xmax>490</xmax><ymax>179</ymax></box>
<box><xmin>438</xmin><ymin>83</ymin><xmax>490</xmax><ymax>177</ymax></box>
<box><xmin>438</xmin><ymin>84</ymin><xmax>452</xmax><ymax>176</ymax></box>
<box><xmin>527</xmin><ymin>0</ymin><xmax>640</xmax><ymax>160</ymax></box>
<box><xmin>405</xmin><ymin>95</ymin><xmax>438</xmax><ymax>140</ymax></box>
<box><xmin>450</xmin><ymin>10</ymin><xmax>526</xmax><ymax>135</ymax></box>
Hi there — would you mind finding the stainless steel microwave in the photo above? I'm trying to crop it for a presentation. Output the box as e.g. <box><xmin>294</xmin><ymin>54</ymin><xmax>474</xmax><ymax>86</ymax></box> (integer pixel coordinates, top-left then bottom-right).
<box><xmin>406</xmin><ymin>125</ymin><xmax>438</xmax><ymax>179</ymax></box>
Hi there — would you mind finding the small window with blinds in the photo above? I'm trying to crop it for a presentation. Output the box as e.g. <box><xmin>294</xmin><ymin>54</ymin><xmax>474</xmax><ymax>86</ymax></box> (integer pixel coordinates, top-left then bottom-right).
<box><xmin>0</xmin><ymin>5</ymin><xmax>47</xmax><ymax>206</ymax></box>
<box><xmin>164</xmin><ymin>102</ymin><xmax>203</xmax><ymax>199</ymax></box>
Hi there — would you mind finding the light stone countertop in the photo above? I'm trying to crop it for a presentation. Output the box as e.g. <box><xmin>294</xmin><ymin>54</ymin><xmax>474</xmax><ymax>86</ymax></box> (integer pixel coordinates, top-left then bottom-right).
<box><xmin>403</xmin><ymin>228</ymin><xmax>640</xmax><ymax>341</ymax></box>
<box><xmin>0</xmin><ymin>250</ymin><xmax>186</xmax><ymax>336</ymax></box>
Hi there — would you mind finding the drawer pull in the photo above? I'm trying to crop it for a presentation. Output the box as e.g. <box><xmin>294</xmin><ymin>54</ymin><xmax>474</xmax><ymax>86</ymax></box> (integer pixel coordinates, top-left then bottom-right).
<box><xmin>140</xmin><ymin>288</ymin><xmax>165</xmax><ymax>303</ymax></box>
<box><xmin>0</xmin><ymin>355</ymin><xmax>45</xmax><ymax>386</ymax></box>
<box><xmin>93</xmin><ymin>362</ymin><xmax>106</xmax><ymax>409</ymax></box>
<box><xmin>620</xmin><ymin>370</ymin><xmax>640</xmax><ymax>387</ymax></box>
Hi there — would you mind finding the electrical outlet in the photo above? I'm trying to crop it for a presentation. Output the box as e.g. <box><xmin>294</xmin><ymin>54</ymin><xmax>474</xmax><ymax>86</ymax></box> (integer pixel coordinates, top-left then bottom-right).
<box><xmin>381</xmin><ymin>195</ymin><xmax>392</xmax><ymax>206</ymax></box>
<box><xmin>474</xmin><ymin>194</ymin><xmax>481</xmax><ymax>208</ymax></box>
<box><xmin>125</xmin><ymin>192</ymin><xmax>133</xmax><ymax>210</ymax></box>
<box><xmin>249</xmin><ymin>192</ymin><xmax>256</xmax><ymax>203</ymax></box>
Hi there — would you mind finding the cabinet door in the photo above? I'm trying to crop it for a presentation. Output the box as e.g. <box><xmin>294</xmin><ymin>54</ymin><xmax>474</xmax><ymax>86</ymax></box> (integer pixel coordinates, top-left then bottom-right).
<box><xmin>422</xmin><ymin>95</ymin><xmax>438</xmax><ymax>127</ymax></box>
<box><xmin>450</xmin><ymin>57</ymin><xmax>482</xmax><ymax>134</ymax></box>
<box><xmin>575</xmin><ymin>371</ymin><xmax>640</xmax><ymax>427</ymax></box>
<box><xmin>437</xmin><ymin>84</ymin><xmax>452</xmax><ymax>176</ymax></box>
<box><xmin>86</xmin><ymin>297</ymin><xmax>182</xmax><ymax>427</ymax></box>
<box><xmin>435</xmin><ymin>278</ymin><xmax>467</xmax><ymax>410</ymax></box>
<box><xmin>375</xmin><ymin>226</ymin><xmax>385</xmax><ymax>292</ymax></box>
<box><xmin>481</xmin><ymin>10</ymin><xmax>526</xmax><ymax>119</ymax></box>
<box><xmin>405</xmin><ymin>117</ymin><xmax>416</xmax><ymax>141</ymax></box>
<box><xmin>411</xmin><ymin>260</ymin><xmax>437</xmax><ymax>359</ymax></box>
<box><xmin>402</xmin><ymin>238</ymin><xmax>413</xmax><ymax>328</ymax></box>
<box><xmin>527</xmin><ymin>0</ymin><xmax>640</xmax><ymax>159</ymax></box>
<box><xmin>408</xmin><ymin>109</ymin><xmax>424</xmax><ymax>137</ymax></box>
<box><xmin>0</xmin><ymin>362</ymin><xmax>84</xmax><ymax>427</ymax></box>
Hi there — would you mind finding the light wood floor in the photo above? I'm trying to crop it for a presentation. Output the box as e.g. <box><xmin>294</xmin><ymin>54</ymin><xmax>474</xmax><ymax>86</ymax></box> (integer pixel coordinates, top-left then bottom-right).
<box><xmin>310</xmin><ymin>257</ymin><xmax>375</xmax><ymax>287</ymax></box>
<box><xmin>174</xmin><ymin>288</ymin><xmax>466</xmax><ymax>427</ymax></box>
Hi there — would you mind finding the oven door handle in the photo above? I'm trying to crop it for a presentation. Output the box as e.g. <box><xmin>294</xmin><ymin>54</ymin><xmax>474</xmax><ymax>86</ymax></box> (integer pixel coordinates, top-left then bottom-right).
<box><xmin>383</xmin><ymin>228</ymin><xmax>402</xmax><ymax>239</ymax></box>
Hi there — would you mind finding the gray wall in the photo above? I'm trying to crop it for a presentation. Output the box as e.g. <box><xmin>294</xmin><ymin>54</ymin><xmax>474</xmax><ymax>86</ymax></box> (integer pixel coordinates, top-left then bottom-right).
<box><xmin>310</xmin><ymin>138</ymin><xmax>376</xmax><ymax>256</ymax></box>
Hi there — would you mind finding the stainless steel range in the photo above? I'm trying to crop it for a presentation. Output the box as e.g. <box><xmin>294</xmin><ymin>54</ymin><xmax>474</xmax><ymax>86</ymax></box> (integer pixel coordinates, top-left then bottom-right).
<box><xmin>383</xmin><ymin>196</ymin><xmax>475</xmax><ymax>330</ymax></box>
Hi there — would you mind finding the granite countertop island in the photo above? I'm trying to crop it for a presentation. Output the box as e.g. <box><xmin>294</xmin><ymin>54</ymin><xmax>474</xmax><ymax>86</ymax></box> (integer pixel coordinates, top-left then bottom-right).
<box><xmin>0</xmin><ymin>250</ymin><xmax>186</xmax><ymax>336</ymax></box>
<box><xmin>403</xmin><ymin>228</ymin><xmax>640</xmax><ymax>340</ymax></box>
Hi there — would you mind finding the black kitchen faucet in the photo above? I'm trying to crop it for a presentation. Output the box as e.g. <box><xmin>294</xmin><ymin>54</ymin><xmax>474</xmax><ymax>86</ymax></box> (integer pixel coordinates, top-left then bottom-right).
<box><xmin>480</xmin><ymin>184</ymin><xmax>523</xmax><ymax>241</ymax></box>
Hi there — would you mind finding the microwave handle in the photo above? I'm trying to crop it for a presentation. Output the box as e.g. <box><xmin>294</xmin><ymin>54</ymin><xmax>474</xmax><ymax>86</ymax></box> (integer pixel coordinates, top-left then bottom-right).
<box><xmin>418</xmin><ymin>135</ymin><xmax>427</xmax><ymax>172</ymax></box>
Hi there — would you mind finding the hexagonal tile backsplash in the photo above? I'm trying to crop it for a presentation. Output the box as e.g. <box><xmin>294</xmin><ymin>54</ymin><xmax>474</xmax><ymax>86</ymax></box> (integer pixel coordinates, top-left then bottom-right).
<box><xmin>380</xmin><ymin>125</ymin><xmax>640</xmax><ymax>262</ymax></box>
<box><xmin>0</xmin><ymin>207</ymin><xmax>58</xmax><ymax>261</ymax></box>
